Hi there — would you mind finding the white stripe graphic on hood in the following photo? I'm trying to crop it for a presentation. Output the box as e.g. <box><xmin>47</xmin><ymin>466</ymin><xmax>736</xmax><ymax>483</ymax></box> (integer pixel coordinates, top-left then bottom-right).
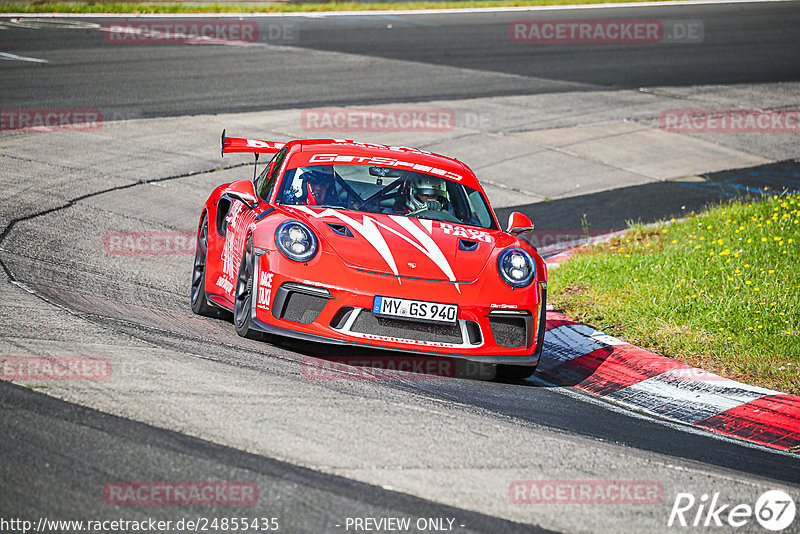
<box><xmin>391</xmin><ymin>216</ymin><xmax>459</xmax><ymax>291</ymax></box>
<box><xmin>369</xmin><ymin>219</ymin><xmax>457</xmax><ymax>291</ymax></box>
<box><xmin>296</xmin><ymin>206</ymin><xmax>399</xmax><ymax>277</ymax></box>
<box><xmin>295</xmin><ymin>207</ymin><xmax>458</xmax><ymax>288</ymax></box>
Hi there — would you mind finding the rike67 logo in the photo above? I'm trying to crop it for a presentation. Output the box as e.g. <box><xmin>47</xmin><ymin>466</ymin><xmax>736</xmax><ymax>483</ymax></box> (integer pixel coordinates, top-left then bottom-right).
<box><xmin>668</xmin><ymin>490</ymin><xmax>796</xmax><ymax>531</ymax></box>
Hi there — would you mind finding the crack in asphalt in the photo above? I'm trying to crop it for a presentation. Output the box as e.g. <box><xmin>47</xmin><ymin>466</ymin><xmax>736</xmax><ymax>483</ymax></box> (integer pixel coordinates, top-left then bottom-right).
<box><xmin>0</xmin><ymin>161</ymin><xmax>249</xmax><ymax>286</ymax></box>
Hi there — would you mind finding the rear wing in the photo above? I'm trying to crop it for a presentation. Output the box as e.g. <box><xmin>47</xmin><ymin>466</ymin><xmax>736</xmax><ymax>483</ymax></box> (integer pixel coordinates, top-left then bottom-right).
<box><xmin>220</xmin><ymin>129</ymin><xmax>284</xmax><ymax>157</ymax></box>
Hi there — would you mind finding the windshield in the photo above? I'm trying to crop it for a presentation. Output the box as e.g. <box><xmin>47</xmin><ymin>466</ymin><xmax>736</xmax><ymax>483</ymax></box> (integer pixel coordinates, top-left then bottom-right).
<box><xmin>276</xmin><ymin>164</ymin><xmax>496</xmax><ymax>229</ymax></box>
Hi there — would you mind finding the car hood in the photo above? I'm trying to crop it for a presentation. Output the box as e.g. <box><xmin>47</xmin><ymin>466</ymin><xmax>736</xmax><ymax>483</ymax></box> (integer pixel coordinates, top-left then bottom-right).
<box><xmin>282</xmin><ymin>206</ymin><xmax>501</xmax><ymax>283</ymax></box>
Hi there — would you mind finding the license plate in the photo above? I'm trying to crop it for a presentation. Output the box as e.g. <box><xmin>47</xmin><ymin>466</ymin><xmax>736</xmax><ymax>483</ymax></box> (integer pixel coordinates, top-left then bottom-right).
<box><xmin>372</xmin><ymin>296</ymin><xmax>458</xmax><ymax>325</ymax></box>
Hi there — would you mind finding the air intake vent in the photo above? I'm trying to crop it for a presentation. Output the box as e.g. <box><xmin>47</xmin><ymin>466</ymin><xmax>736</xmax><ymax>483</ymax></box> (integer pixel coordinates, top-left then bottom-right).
<box><xmin>459</xmin><ymin>239</ymin><xmax>479</xmax><ymax>251</ymax></box>
<box><xmin>330</xmin><ymin>307</ymin><xmax>355</xmax><ymax>329</ymax></box>
<box><xmin>272</xmin><ymin>283</ymin><xmax>331</xmax><ymax>324</ymax></box>
<box><xmin>465</xmin><ymin>320</ymin><xmax>483</xmax><ymax>345</ymax></box>
<box><xmin>489</xmin><ymin>316</ymin><xmax>529</xmax><ymax>347</ymax></box>
<box><xmin>327</xmin><ymin>223</ymin><xmax>353</xmax><ymax>237</ymax></box>
<box><xmin>281</xmin><ymin>292</ymin><xmax>328</xmax><ymax>324</ymax></box>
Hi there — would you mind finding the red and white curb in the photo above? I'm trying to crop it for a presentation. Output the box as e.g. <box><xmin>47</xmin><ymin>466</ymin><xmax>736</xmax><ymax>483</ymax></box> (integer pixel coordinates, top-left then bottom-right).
<box><xmin>541</xmin><ymin>245</ymin><xmax>800</xmax><ymax>453</ymax></box>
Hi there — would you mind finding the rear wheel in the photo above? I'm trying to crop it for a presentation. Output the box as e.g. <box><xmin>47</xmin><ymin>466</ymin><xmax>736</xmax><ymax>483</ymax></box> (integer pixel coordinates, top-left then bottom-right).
<box><xmin>190</xmin><ymin>214</ymin><xmax>219</xmax><ymax>317</ymax></box>
<box><xmin>234</xmin><ymin>237</ymin><xmax>261</xmax><ymax>339</ymax></box>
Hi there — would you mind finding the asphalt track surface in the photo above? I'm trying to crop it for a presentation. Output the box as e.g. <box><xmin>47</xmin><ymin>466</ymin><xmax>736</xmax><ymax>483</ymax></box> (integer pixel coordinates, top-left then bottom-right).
<box><xmin>0</xmin><ymin>1</ymin><xmax>798</xmax><ymax>118</ymax></box>
<box><xmin>1</xmin><ymin>382</ymin><xmax>547</xmax><ymax>533</ymax></box>
<box><xmin>2</xmin><ymin>1</ymin><xmax>800</xmax><ymax>532</ymax></box>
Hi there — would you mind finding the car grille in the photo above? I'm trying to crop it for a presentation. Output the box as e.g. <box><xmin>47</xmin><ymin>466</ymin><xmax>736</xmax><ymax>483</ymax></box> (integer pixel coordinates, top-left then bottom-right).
<box><xmin>349</xmin><ymin>310</ymin><xmax>465</xmax><ymax>344</ymax></box>
<box><xmin>272</xmin><ymin>283</ymin><xmax>331</xmax><ymax>324</ymax></box>
<box><xmin>281</xmin><ymin>292</ymin><xmax>327</xmax><ymax>324</ymax></box>
<box><xmin>489</xmin><ymin>316</ymin><xmax>529</xmax><ymax>347</ymax></box>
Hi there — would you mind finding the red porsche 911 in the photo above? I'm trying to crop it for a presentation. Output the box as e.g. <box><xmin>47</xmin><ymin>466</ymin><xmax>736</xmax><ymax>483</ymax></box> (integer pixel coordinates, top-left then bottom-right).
<box><xmin>191</xmin><ymin>132</ymin><xmax>547</xmax><ymax>379</ymax></box>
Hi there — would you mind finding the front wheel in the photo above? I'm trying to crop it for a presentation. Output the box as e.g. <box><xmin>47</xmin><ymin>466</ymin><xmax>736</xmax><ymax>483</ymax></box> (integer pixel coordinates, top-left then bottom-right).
<box><xmin>234</xmin><ymin>237</ymin><xmax>261</xmax><ymax>339</ymax></box>
<box><xmin>495</xmin><ymin>364</ymin><xmax>537</xmax><ymax>381</ymax></box>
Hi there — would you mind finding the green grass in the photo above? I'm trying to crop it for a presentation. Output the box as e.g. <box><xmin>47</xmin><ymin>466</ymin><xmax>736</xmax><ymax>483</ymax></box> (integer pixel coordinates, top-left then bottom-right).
<box><xmin>549</xmin><ymin>192</ymin><xmax>800</xmax><ymax>395</ymax></box>
<box><xmin>0</xmin><ymin>0</ymin><xmax>686</xmax><ymax>14</ymax></box>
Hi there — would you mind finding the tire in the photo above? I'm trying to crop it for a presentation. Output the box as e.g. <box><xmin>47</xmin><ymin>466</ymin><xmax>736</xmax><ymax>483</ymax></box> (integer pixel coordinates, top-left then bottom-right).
<box><xmin>495</xmin><ymin>364</ymin><xmax>537</xmax><ymax>381</ymax></box>
<box><xmin>191</xmin><ymin>214</ymin><xmax>221</xmax><ymax>317</ymax></box>
<box><xmin>234</xmin><ymin>236</ymin><xmax>261</xmax><ymax>339</ymax></box>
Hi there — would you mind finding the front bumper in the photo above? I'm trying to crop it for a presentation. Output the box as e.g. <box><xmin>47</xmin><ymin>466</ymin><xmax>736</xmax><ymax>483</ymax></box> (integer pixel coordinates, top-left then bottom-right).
<box><xmin>251</xmin><ymin>250</ymin><xmax>544</xmax><ymax>365</ymax></box>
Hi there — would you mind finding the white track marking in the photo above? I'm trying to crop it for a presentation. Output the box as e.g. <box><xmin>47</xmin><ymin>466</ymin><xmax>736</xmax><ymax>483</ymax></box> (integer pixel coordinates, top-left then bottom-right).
<box><xmin>607</xmin><ymin>370</ymin><xmax>780</xmax><ymax>424</ymax></box>
<box><xmin>0</xmin><ymin>51</ymin><xmax>48</xmax><ymax>63</ymax></box>
<box><xmin>6</xmin><ymin>17</ymin><xmax>99</xmax><ymax>29</ymax></box>
<box><xmin>532</xmin><ymin>373</ymin><xmax>797</xmax><ymax>456</ymax></box>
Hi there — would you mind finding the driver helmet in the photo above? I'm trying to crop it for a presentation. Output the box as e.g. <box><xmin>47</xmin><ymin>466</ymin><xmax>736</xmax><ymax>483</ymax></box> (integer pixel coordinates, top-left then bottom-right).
<box><xmin>302</xmin><ymin>167</ymin><xmax>335</xmax><ymax>206</ymax></box>
<box><xmin>406</xmin><ymin>175</ymin><xmax>447</xmax><ymax>212</ymax></box>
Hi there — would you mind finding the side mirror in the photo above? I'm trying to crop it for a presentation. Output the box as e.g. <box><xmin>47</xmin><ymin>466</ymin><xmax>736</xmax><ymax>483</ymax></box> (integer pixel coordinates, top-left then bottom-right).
<box><xmin>507</xmin><ymin>212</ymin><xmax>534</xmax><ymax>234</ymax></box>
<box><xmin>224</xmin><ymin>180</ymin><xmax>258</xmax><ymax>209</ymax></box>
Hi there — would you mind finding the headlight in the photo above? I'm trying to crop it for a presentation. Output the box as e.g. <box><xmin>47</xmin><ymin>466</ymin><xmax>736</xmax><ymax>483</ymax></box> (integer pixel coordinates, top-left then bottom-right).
<box><xmin>275</xmin><ymin>221</ymin><xmax>318</xmax><ymax>262</ymax></box>
<box><xmin>497</xmin><ymin>247</ymin><xmax>535</xmax><ymax>288</ymax></box>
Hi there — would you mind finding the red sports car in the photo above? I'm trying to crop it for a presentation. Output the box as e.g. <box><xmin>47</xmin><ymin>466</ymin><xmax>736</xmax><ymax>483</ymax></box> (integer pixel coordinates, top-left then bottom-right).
<box><xmin>191</xmin><ymin>132</ymin><xmax>547</xmax><ymax>379</ymax></box>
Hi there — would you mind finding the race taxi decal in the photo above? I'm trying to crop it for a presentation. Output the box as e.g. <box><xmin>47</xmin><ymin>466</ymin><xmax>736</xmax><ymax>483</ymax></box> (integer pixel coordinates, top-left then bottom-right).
<box><xmin>439</xmin><ymin>223</ymin><xmax>492</xmax><ymax>243</ymax></box>
<box><xmin>257</xmin><ymin>271</ymin><xmax>274</xmax><ymax>311</ymax></box>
